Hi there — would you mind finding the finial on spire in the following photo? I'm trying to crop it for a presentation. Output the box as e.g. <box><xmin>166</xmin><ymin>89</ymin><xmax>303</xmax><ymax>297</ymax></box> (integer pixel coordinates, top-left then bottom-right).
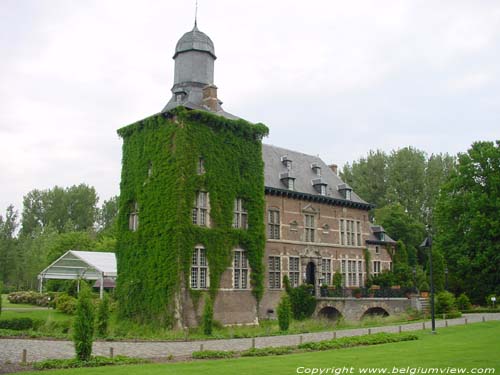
<box><xmin>194</xmin><ymin>0</ymin><xmax>198</xmax><ymax>28</ymax></box>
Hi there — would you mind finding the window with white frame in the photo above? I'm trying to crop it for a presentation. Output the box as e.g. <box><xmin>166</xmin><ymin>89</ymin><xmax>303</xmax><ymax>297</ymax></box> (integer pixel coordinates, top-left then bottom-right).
<box><xmin>321</xmin><ymin>258</ymin><xmax>332</xmax><ymax>285</ymax></box>
<box><xmin>288</xmin><ymin>256</ymin><xmax>300</xmax><ymax>287</ymax></box>
<box><xmin>268</xmin><ymin>256</ymin><xmax>281</xmax><ymax>289</ymax></box>
<box><xmin>233</xmin><ymin>198</ymin><xmax>248</xmax><ymax>229</ymax></box>
<box><xmin>305</xmin><ymin>214</ymin><xmax>315</xmax><ymax>242</ymax></box>
<box><xmin>268</xmin><ymin>209</ymin><xmax>280</xmax><ymax>239</ymax></box>
<box><xmin>320</xmin><ymin>184</ymin><xmax>326</xmax><ymax>196</ymax></box>
<box><xmin>341</xmin><ymin>259</ymin><xmax>346</xmax><ymax>286</ymax></box>
<box><xmin>358</xmin><ymin>260</ymin><xmax>363</xmax><ymax>287</ymax></box>
<box><xmin>197</xmin><ymin>157</ymin><xmax>205</xmax><ymax>175</ymax></box>
<box><xmin>233</xmin><ymin>249</ymin><xmax>249</xmax><ymax>289</ymax></box>
<box><xmin>287</xmin><ymin>178</ymin><xmax>295</xmax><ymax>190</ymax></box>
<box><xmin>347</xmin><ymin>260</ymin><xmax>357</xmax><ymax>287</ymax></box>
<box><xmin>193</xmin><ymin>191</ymin><xmax>209</xmax><ymax>226</ymax></box>
<box><xmin>373</xmin><ymin>261</ymin><xmax>381</xmax><ymax>276</ymax></box>
<box><xmin>191</xmin><ymin>246</ymin><xmax>208</xmax><ymax>289</ymax></box>
<box><xmin>340</xmin><ymin>219</ymin><xmax>362</xmax><ymax>246</ymax></box>
<box><xmin>129</xmin><ymin>202</ymin><xmax>139</xmax><ymax>231</ymax></box>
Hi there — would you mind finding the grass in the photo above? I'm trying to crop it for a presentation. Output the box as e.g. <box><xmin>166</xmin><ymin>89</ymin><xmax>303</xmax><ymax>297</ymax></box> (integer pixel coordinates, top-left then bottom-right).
<box><xmin>16</xmin><ymin>321</ymin><xmax>500</xmax><ymax>375</ymax></box>
<box><xmin>0</xmin><ymin>309</ymin><xmax>72</xmax><ymax>322</ymax></box>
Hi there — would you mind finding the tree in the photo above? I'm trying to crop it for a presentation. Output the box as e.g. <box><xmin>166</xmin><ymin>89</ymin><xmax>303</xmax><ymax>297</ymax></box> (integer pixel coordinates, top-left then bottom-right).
<box><xmin>96</xmin><ymin>294</ymin><xmax>110</xmax><ymax>337</ymax></box>
<box><xmin>434</xmin><ymin>141</ymin><xmax>500</xmax><ymax>304</ymax></box>
<box><xmin>21</xmin><ymin>184</ymin><xmax>98</xmax><ymax>236</ymax></box>
<box><xmin>374</xmin><ymin>204</ymin><xmax>425</xmax><ymax>266</ymax></box>
<box><xmin>424</xmin><ymin>153</ymin><xmax>455</xmax><ymax>226</ymax></box>
<box><xmin>202</xmin><ymin>295</ymin><xmax>214</xmax><ymax>336</ymax></box>
<box><xmin>73</xmin><ymin>284</ymin><xmax>95</xmax><ymax>361</ymax></box>
<box><xmin>341</xmin><ymin>150</ymin><xmax>388</xmax><ymax>209</ymax></box>
<box><xmin>0</xmin><ymin>205</ymin><xmax>18</xmax><ymax>285</ymax></box>
<box><xmin>386</xmin><ymin>147</ymin><xmax>427</xmax><ymax>221</ymax></box>
<box><xmin>277</xmin><ymin>294</ymin><xmax>292</xmax><ymax>331</ymax></box>
<box><xmin>97</xmin><ymin>196</ymin><xmax>118</xmax><ymax>234</ymax></box>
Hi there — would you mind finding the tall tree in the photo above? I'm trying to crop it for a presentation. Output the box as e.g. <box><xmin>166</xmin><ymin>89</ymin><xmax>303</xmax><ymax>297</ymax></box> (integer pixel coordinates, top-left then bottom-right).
<box><xmin>97</xmin><ymin>196</ymin><xmax>118</xmax><ymax>234</ymax></box>
<box><xmin>341</xmin><ymin>150</ymin><xmax>388</xmax><ymax>209</ymax></box>
<box><xmin>386</xmin><ymin>147</ymin><xmax>427</xmax><ymax>221</ymax></box>
<box><xmin>0</xmin><ymin>205</ymin><xmax>18</xmax><ymax>285</ymax></box>
<box><xmin>424</xmin><ymin>153</ymin><xmax>455</xmax><ymax>226</ymax></box>
<box><xmin>434</xmin><ymin>141</ymin><xmax>500</xmax><ymax>303</ymax></box>
<box><xmin>21</xmin><ymin>184</ymin><xmax>98</xmax><ymax>236</ymax></box>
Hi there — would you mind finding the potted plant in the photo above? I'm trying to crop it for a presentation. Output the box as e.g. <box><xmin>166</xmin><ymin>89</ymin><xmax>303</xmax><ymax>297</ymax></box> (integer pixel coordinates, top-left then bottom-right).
<box><xmin>420</xmin><ymin>282</ymin><xmax>430</xmax><ymax>298</ymax></box>
<box><xmin>353</xmin><ymin>287</ymin><xmax>362</xmax><ymax>298</ymax></box>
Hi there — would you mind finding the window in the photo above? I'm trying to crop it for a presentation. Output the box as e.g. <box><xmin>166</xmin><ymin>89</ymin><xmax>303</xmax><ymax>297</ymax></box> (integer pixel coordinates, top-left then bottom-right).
<box><xmin>129</xmin><ymin>202</ymin><xmax>139</xmax><ymax>231</ymax></box>
<box><xmin>193</xmin><ymin>191</ymin><xmax>209</xmax><ymax>226</ymax></box>
<box><xmin>289</xmin><ymin>256</ymin><xmax>300</xmax><ymax>287</ymax></box>
<box><xmin>305</xmin><ymin>214</ymin><xmax>315</xmax><ymax>242</ymax></box>
<box><xmin>233</xmin><ymin>198</ymin><xmax>248</xmax><ymax>229</ymax></box>
<box><xmin>341</xmin><ymin>259</ymin><xmax>346</xmax><ymax>286</ymax></box>
<box><xmin>233</xmin><ymin>249</ymin><xmax>249</xmax><ymax>289</ymax></box>
<box><xmin>320</xmin><ymin>185</ymin><xmax>326</xmax><ymax>196</ymax></box>
<box><xmin>345</xmin><ymin>190</ymin><xmax>352</xmax><ymax>200</ymax></box>
<box><xmin>375</xmin><ymin>246</ymin><xmax>380</xmax><ymax>255</ymax></box>
<box><xmin>347</xmin><ymin>260</ymin><xmax>357</xmax><ymax>287</ymax></box>
<box><xmin>197</xmin><ymin>157</ymin><xmax>205</xmax><ymax>175</ymax></box>
<box><xmin>358</xmin><ymin>260</ymin><xmax>363</xmax><ymax>287</ymax></box>
<box><xmin>373</xmin><ymin>261</ymin><xmax>381</xmax><ymax>276</ymax></box>
<box><xmin>321</xmin><ymin>258</ymin><xmax>332</xmax><ymax>285</ymax></box>
<box><xmin>191</xmin><ymin>246</ymin><xmax>208</xmax><ymax>289</ymax></box>
<box><xmin>340</xmin><ymin>219</ymin><xmax>362</xmax><ymax>246</ymax></box>
<box><xmin>268</xmin><ymin>256</ymin><xmax>281</xmax><ymax>289</ymax></box>
<box><xmin>287</xmin><ymin>178</ymin><xmax>295</xmax><ymax>190</ymax></box>
<box><xmin>147</xmin><ymin>161</ymin><xmax>153</xmax><ymax>178</ymax></box>
<box><xmin>268</xmin><ymin>209</ymin><xmax>280</xmax><ymax>239</ymax></box>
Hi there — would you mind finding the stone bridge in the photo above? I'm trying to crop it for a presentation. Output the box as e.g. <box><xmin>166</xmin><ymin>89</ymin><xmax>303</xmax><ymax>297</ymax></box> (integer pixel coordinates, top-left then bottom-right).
<box><xmin>315</xmin><ymin>297</ymin><xmax>418</xmax><ymax>321</ymax></box>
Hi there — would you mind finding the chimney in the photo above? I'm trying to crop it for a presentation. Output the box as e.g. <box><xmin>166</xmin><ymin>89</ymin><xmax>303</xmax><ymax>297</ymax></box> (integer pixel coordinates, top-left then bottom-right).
<box><xmin>203</xmin><ymin>84</ymin><xmax>219</xmax><ymax>112</ymax></box>
<box><xmin>328</xmin><ymin>164</ymin><xmax>338</xmax><ymax>175</ymax></box>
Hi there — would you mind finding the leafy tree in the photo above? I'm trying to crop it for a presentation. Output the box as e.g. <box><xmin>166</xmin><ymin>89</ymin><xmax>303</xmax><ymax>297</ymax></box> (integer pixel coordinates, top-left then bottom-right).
<box><xmin>97</xmin><ymin>196</ymin><xmax>118</xmax><ymax>234</ymax></box>
<box><xmin>73</xmin><ymin>284</ymin><xmax>95</xmax><ymax>361</ymax></box>
<box><xmin>435</xmin><ymin>291</ymin><xmax>456</xmax><ymax>314</ymax></box>
<box><xmin>202</xmin><ymin>295</ymin><xmax>214</xmax><ymax>336</ymax></box>
<box><xmin>96</xmin><ymin>294</ymin><xmax>110</xmax><ymax>337</ymax></box>
<box><xmin>46</xmin><ymin>231</ymin><xmax>96</xmax><ymax>263</ymax></box>
<box><xmin>386</xmin><ymin>147</ymin><xmax>427</xmax><ymax>221</ymax></box>
<box><xmin>0</xmin><ymin>281</ymin><xmax>3</xmax><ymax>317</ymax></box>
<box><xmin>374</xmin><ymin>204</ymin><xmax>425</xmax><ymax>265</ymax></box>
<box><xmin>434</xmin><ymin>141</ymin><xmax>500</xmax><ymax>304</ymax></box>
<box><xmin>0</xmin><ymin>205</ymin><xmax>18</xmax><ymax>285</ymax></box>
<box><xmin>287</xmin><ymin>284</ymin><xmax>316</xmax><ymax>320</ymax></box>
<box><xmin>341</xmin><ymin>150</ymin><xmax>388</xmax><ymax>209</ymax></box>
<box><xmin>277</xmin><ymin>294</ymin><xmax>292</xmax><ymax>331</ymax></box>
<box><xmin>456</xmin><ymin>293</ymin><xmax>472</xmax><ymax>311</ymax></box>
<box><xmin>424</xmin><ymin>153</ymin><xmax>455</xmax><ymax>226</ymax></box>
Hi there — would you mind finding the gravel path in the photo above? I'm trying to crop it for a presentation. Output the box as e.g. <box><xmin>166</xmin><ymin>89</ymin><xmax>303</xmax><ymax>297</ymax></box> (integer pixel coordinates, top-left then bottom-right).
<box><xmin>1</xmin><ymin>313</ymin><xmax>498</xmax><ymax>365</ymax></box>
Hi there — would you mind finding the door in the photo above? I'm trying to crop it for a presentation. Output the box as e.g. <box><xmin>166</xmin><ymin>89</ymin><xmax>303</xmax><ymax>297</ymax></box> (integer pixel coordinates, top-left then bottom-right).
<box><xmin>305</xmin><ymin>261</ymin><xmax>316</xmax><ymax>287</ymax></box>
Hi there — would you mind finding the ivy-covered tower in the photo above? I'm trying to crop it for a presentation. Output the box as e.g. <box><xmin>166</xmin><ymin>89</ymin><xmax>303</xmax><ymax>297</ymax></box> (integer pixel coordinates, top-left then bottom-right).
<box><xmin>116</xmin><ymin>23</ymin><xmax>268</xmax><ymax>328</ymax></box>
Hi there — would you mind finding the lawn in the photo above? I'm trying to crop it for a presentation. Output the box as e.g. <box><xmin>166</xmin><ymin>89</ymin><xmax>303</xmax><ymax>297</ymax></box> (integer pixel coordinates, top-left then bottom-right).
<box><xmin>0</xmin><ymin>308</ymin><xmax>72</xmax><ymax>322</ymax></box>
<box><xmin>17</xmin><ymin>320</ymin><xmax>500</xmax><ymax>375</ymax></box>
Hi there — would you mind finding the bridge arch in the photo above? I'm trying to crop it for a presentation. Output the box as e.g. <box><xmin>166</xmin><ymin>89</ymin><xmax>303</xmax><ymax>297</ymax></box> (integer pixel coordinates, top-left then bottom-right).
<box><xmin>318</xmin><ymin>306</ymin><xmax>342</xmax><ymax>321</ymax></box>
<box><xmin>362</xmin><ymin>307</ymin><xmax>389</xmax><ymax>318</ymax></box>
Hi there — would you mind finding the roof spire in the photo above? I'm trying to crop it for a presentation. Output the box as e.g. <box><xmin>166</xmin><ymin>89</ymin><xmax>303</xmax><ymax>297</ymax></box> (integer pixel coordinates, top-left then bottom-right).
<box><xmin>194</xmin><ymin>0</ymin><xmax>198</xmax><ymax>29</ymax></box>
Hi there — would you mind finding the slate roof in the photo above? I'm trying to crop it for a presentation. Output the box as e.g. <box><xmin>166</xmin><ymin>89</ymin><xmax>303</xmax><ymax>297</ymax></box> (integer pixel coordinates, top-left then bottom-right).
<box><xmin>366</xmin><ymin>225</ymin><xmax>397</xmax><ymax>245</ymax></box>
<box><xmin>262</xmin><ymin>144</ymin><xmax>369</xmax><ymax>206</ymax></box>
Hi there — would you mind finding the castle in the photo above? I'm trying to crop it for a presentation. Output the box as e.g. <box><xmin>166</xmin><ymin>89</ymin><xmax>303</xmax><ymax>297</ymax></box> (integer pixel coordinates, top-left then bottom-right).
<box><xmin>116</xmin><ymin>23</ymin><xmax>395</xmax><ymax>328</ymax></box>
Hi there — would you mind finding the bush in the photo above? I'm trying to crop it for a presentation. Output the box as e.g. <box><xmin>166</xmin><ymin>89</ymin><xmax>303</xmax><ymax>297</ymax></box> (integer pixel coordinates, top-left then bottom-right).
<box><xmin>0</xmin><ymin>317</ymin><xmax>38</xmax><ymax>330</ymax></box>
<box><xmin>288</xmin><ymin>284</ymin><xmax>316</xmax><ymax>320</ymax></box>
<box><xmin>202</xmin><ymin>295</ymin><xmax>213</xmax><ymax>336</ymax></box>
<box><xmin>419</xmin><ymin>281</ymin><xmax>430</xmax><ymax>292</ymax></box>
<box><xmin>456</xmin><ymin>293</ymin><xmax>472</xmax><ymax>311</ymax></box>
<box><xmin>277</xmin><ymin>294</ymin><xmax>292</xmax><ymax>331</ymax></box>
<box><xmin>56</xmin><ymin>293</ymin><xmax>78</xmax><ymax>315</ymax></box>
<box><xmin>442</xmin><ymin>311</ymin><xmax>462</xmax><ymax>319</ymax></box>
<box><xmin>192</xmin><ymin>350</ymin><xmax>235</xmax><ymax>359</ymax></box>
<box><xmin>241</xmin><ymin>346</ymin><xmax>294</xmax><ymax>357</ymax></box>
<box><xmin>7</xmin><ymin>291</ymin><xmax>53</xmax><ymax>307</ymax></box>
<box><xmin>33</xmin><ymin>356</ymin><xmax>147</xmax><ymax>370</ymax></box>
<box><xmin>298</xmin><ymin>333</ymin><xmax>418</xmax><ymax>351</ymax></box>
<box><xmin>96</xmin><ymin>294</ymin><xmax>110</xmax><ymax>337</ymax></box>
<box><xmin>73</xmin><ymin>285</ymin><xmax>95</xmax><ymax>361</ymax></box>
<box><xmin>435</xmin><ymin>291</ymin><xmax>456</xmax><ymax>314</ymax></box>
<box><xmin>0</xmin><ymin>282</ymin><xmax>3</xmax><ymax>317</ymax></box>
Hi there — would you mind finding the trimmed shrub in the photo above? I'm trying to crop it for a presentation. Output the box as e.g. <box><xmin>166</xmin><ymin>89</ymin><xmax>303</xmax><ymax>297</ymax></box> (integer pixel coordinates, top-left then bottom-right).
<box><xmin>298</xmin><ymin>333</ymin><xmax>418</xmax><ymax>351</ymax></box>
<box><xmin>33</xmin><ymin>356</ymin><xmax>147</xmax><ymax>370</ymax></box>
<box><xmin>277</xmin><ymin>294</ymin><xmax>292</xmax><ymax>331</ymax></box>
<box><xmin>192</xmin><ymin>350</ymin><xmax>235</xmax><ymax>359</ymax></box>
<box><xmin>73</xmin><ymin>285</ymin><xmax>95</xmax><ymax>361</ymax></box>
<box><xmin>435</xmin><ymin>291</ymin><xmax>456</xmax><ymax>314</ymax></box>
<box><xmin>456</xmin><ymin>293</ymin><xmax>472</xmax><ymax>311</ymax></box>
<box><xmin>288</xmin><ymin>284</ymin><xmax>316</xmax><ymax>320</ymax></box>
<box><xmin>202</xmin><ymin>295</ymin><xmax>213</xmax><ymax>336</ymax></box>
<box><xmin>0</xmin><ymin>317</ymin><xmax>37</xmax><ymax>330</ymax></box>
<box><xmin>419</xmin><ymin>281</ymin><xmax>430</xmax><ymax>292</ymax></box>
<box><xmin>241</xmin><ymin>346</ymin><xmax>294</xmax><ymax>357</ymax></box>
<box><xmin>96</xmin><ymin>294</ymin><xmax>110</xmax><ymax>337</ymax></box>
<box><xmin>56</xmin><ymin>293</ymin><xmax>78</xmax><ymax>315</ymax></box>
<box><xmin>7</xmin><ymin>291</ymin><xmax>53</xmax><ymax>307</ymax></box>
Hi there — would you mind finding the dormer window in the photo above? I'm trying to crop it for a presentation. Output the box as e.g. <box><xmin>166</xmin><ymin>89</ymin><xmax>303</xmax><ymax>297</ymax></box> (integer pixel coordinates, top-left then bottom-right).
<box><xmin>311</xmin><ymin>163</ymin><xmax>321</xmax><ymax>176</ymax></box>
<box><xmin>281</xmin><ymin>156</ymin><xmax>292</xmax><ymax>170</ymax></box>
<box><xmin>312</xmin><ymin>178</ymin><xmax>327</xmax><ymax>196</ymax></box>
<box><xmin>280</xmin><ymin>172</ymin><xmax>295</xmax><ymax>191</ymax></box>
<box><xmin>338</xmin><ymin>184</ymin><xmax>353</xmax><ymax>200</ymax></box>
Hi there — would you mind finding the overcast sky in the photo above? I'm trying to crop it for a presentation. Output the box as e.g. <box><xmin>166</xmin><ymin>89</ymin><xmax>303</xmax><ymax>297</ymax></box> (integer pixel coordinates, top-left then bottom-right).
<box><xmin>1</xmin><ymin>0</ymin><xmax>499</xmax><ymax>215</ymax></box>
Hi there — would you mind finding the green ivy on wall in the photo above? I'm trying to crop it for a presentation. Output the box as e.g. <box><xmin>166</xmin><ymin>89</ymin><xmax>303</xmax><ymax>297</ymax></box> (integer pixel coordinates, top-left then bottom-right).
<box><xmin>116</xmin><ymin>107</ymin><xmax>268</xmax><ymax>327</ymax></box>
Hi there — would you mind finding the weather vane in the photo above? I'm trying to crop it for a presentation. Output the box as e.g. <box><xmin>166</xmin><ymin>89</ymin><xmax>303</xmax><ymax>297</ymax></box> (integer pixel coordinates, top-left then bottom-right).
<box><xmin>194</xmin><ymin>0</ymin><xmax>198</xmax><ymax>27</ymax></box>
